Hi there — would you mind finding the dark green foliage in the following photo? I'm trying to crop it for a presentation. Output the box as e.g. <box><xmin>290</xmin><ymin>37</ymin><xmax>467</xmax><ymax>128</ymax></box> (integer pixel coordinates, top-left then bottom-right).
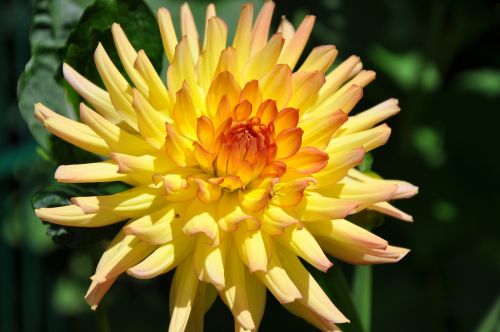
<box><xmin>64</xmin><ymin>0</ymin><xmax>163</xmax><ymax>88</ymax></box>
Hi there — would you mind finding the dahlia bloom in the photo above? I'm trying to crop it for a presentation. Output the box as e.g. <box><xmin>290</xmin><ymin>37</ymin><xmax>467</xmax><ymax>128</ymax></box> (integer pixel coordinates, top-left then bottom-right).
<box><xmin>34</xmin><ymin>2</ymin><xmax>417</xmax><ymax>331</ymax></box>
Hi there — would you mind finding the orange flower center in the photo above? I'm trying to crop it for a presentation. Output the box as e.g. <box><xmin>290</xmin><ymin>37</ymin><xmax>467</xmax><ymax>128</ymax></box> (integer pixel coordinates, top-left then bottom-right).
<box><xmin>215</xmin><ymin>117</ymin><xmax>276</xmax><ymax>179</ymax></box>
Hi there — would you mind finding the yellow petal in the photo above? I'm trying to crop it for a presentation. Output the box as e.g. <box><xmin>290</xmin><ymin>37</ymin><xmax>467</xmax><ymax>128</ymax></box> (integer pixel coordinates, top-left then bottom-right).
<box><xmin>336</xmin><ymin>98</ymin><xmax>400</xmax><ymax>137</ymax></box>
<box><xmin>62</xmin><ymin>63</ymin><xmax>121</xmax><ymax>124</ymax></box>
<box><xmin>214</xmin><ymin>47</ymin><xmax>241</xmax><ymax>84</ymax></box>
<box><xmin>198</xmin><ymin>16</ymin><xmax>228</xmax><ymax>90</ymax></box>
<box><xmin>290</xmin><ymin>193</ymin><xmax>359</xmax><ymax>222</ymax></box>
<box><xmin>165</xmin><ymin>123</ymin><xmax>197</xmax><ymax>168</ymax></box>
<box><xmin>313</xmin><ymin>147</ymin><xmax>365</xmax><ymax>189</ymax></box>
<box><xmin>307</xmin><ymin>219</ymin><xmax>388</xmax><ymax>250</ymax></box>
<box><xmin>111</xmin><ymin>23</ymin><xmax>147</xmax><ymax>94</ymax></box>
<box><xmin>79</xmin><ymin>103</ymin><xmax>156</xmax><ymax>156</ymax></box>
<box><xmin>299</xmin><ymin>45</ymin><xmax>338</xmax><ymax>73</ymax></box>
<box><xmin>167</xmin><ymin>38</ymin><xmax>199</xmax><ymax>103</ymax></box>
<box><xmin>183</xmin><ymin>202</ymin><xmax>219</xmax><ymax>246</ymax></box>
<box><xmin>85</xmin><ymin>276</ymin><xmax>117</xmax><ymax>310</ymax></box>
<box><xmin>277</xmin><ymin>15</ymin><xmax>294</xmax><ymax>49</ymax></box>
<box><xmin>91</xmin><ymin>233</ymin><xmax>155</xmax><ymax>282</ymax></box>
<box><xmin>243</xmin><ymin>33</ymin><xmax>284</xmax><ymax>81</ymax></box>
<box><xmin>158</xmin><ymin>7</ymin><xmax>178</xmax><ymax>62</ymax></box>
<box><xmin>55</xmin><ymin>161</ymin><xmax>131</xmax><ymax>184</ymax></box>
<box><xmin>72</xmin><ymin>185</ymin><xmax>165</xmax><ymax>218</ymax></box>
<box><xmin>315</xmin><ymin>55</ymin><xmax>362</xmax><ymax>107</ymax></box>
<box><xmin>35</xmin><ymin>103</ymin><xmax>111</xmax><ymax>156</ymax></box>
<box><xmin>278</xmin><ymin>15</ymin><xmax>315</xmax><ymax>70</ymax></box>
<box><xmin>310</xmin><ymin>84</ymin><xmax>364</xmax><ymax>118</ymax></box>
<box><xmin>238</xmin><ymin>178</ymin><xmax>274</xmax><ymax>212</ymax></box>
<box><xmin>123</xmin><ymin>206</ymin><xmax>179</xmax><ymax>245</ymax></box>
<box><xmin>261</xmin><ymin>204</ymin><xmax>299</xmax><ymax>235</ymax></box>
<box><xmin>134</xmin><ymin>50</ymin><xmax>173</xmax><ymax>112</ymax></box>
<box><xmin>279</xmin><ymin>248</ymin><xmax>349</xmax><ymax>324</ymax></box>
<box><xmin>168</xmin><ymin>256</ymin><xmax>199</xmax><ymax>332</ymax></box>
<box><xmin>327</xmin><ymin>124</ymin><xmax>391</xmax><ymax>154</ymax></box>
<box><xmin>318</xmin><ymin>181</ymin><xmax>398</xmax><ymax>212</ymax></box>
<box><xmin>250</xmin><ymin>1</ymin><xmax>275</xmax><ymax>56</ymax></box>
<box><xmin>127</xmin><ymin>235</ymin><xmax>194</xmax><ymax>279</ymax></box>
<box><xmin>35</xmin><ymin>204</ymin><xmax>123</xmax><ymax>227</ymax></box>
<box><xmin>370</xmin><ymin>202</ymin><xmax>414</xmax><ymax>222</ymax></box>
<box><xmin>271</xmin><ymin>174</ymin><xmax>316</xmax><ymax>208</ymax></box>
<box><xmin>276</xmin><ymin>225</ymin><xmax>332</xmax><ymax>272</ymax></box>
<box><xmin>132</xmin><ymin>89</ymin><xmax>166</xmax><ymax>149</ymax></box>
<box><xmin>347</xmin><ymin>168</ymin><xmax>419</xmax><ymax>200</ymax></box>
<box><xmin>259</xmin><ymin>64</ymin><xmax>292</xmax><ymax>109</ymax></box>
<box><xmin>234</xmin><ymin>225</ymin><xmax>270</xmax><ymax>273</ymax></box>
<box><xmin>219</xmin><ymin>247</ymin><xmax>256</xmax><ymax>330</ymax></box>
<box><xmin>288</xmin><ymin>71</ymin><xmax>325</xmax><ymax>111</ymax></box>
<box><xmin>94</xmin><ymin>43</ymin><xmax>137</xmax><ymax>129</ymax></box>
<box><xmin>319</xmin><ymin>240</ymin><xmax>410</xmax><ymax>265</ymax></box>
<box><xmin>300</xmin><ymin>110</ymin><xmax>347</xmax><ymax>150</ymax></box>
<box><xmin>254</xmin><ymin>246</ymin><xmax>301</xmax><ymax>304</ymax></box>
<box><xmin>193</xmin><ymin>235</ymin><xmax>227</xmax><ymax>289</ymax></box>
<box><xmin>173</xmin><ymin>82</ymin><xmax>200</xmax><ymax>141</ymax></box>
<box><xmin>217</xmin><ymin>192</ymin><xmax>257</xmax><ymax>232</ymax></box>
<box><xmin>111</xmin><ymin>152</ymin><xmax>176</xmax><ymax>183</ymax></box>
<box><xmin>180</xmin><ymin>3</ymin><xmax>200</xmax><ymax>64</ymax></box>
<box><xmin>232</xmin><ymin>3</ymin><xmax>253</xmax><ymax>69</ymax></box>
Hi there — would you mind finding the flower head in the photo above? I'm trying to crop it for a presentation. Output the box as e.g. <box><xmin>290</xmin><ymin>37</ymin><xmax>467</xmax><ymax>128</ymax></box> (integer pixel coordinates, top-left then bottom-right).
<box><xmin>35</xmin><ymin>2</ymin><xmax>417</xmax><ymax>331</ymax></box>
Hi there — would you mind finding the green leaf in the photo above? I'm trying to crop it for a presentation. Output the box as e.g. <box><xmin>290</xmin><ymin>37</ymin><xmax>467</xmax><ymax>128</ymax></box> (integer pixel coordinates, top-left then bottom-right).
<box><xmin>310</xmin><ymin>264</ymin><xmax>364</xmax><ymax>332</ymax></box>
<box><xmin>64</xmin><ymin>0</ymin><xmax>163</xmax><ymax>89</ymax></box>
<box><xmin>475</xmin><ymin>295</ymin><xmax>500</xmax><ymax>332</ymax></box>
<box><xmin>17</xmin><ymin>0</ymin><xmax>91</xmax><ymax>149</ymax></box>
<box><xmin>32</xmin><ymin>182</ymin><xmax>129</xmax><ymax>248</ymax></box>
<box><xmin>357</xmin><ymin>153</ymin><xmax>373</xmax><ymax>172</ymax></box>
<box><xmin>352</xmin><ymin>266</ymin><xmax>372</xmax><ymax>332</ymax></box>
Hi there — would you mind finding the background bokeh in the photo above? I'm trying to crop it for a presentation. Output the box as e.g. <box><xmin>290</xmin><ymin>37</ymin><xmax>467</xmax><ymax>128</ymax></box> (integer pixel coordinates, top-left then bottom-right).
<box><xmin>1</xmin><ymin>0</ymin><xmax>499</xmax><ymax>331</ymax></box>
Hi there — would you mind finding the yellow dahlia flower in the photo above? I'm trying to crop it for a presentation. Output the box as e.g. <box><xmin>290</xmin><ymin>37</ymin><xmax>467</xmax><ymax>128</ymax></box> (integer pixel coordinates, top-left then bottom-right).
<box><xmin>34</xmin><ymin>2</ymin><xmax>418</xmax><ymax>331</ymax></box>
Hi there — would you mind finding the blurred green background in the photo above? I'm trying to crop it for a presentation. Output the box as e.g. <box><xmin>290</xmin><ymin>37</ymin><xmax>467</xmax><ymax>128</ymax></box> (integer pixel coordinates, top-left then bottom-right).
<box><xmin>1</xmin><ymin>0</ymin><xmax>499</xmax><ymax>331</ymax></box>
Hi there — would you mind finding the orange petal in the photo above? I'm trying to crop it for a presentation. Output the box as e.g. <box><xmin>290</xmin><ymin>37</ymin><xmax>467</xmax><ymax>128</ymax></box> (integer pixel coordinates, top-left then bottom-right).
<box><xmin>206</xmin><ymin>71</ymin><xmax>241</xmax><ymax>118</ymax></box>
<box><xmin>273</xmin><ymin>107</ymin><xmax>299</xmax><ymax>135</ymax></box>
<box><xmin>256</xmin><ymin>99</ymin><xmax>278</xmax><ymax>125</ymax></box>
<box><xmin>275</xmin><ymin>127</ymin><xmax>303</xmax><ymax>160</ymax></box>
<box><xmin>283</xmin><ymin>147</ymin><xmax>328</xmax><ymax>174</ymax></box>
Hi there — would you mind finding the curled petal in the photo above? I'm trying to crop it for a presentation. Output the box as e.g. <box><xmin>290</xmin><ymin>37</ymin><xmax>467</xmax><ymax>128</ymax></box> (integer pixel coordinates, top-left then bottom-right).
<box><xmin>234</xmin><ymin>225</ymin><xmax>271</xmax><ymax>273</ymax></box>
<box><xmin>279</xmin><ymin>247</ymin><xmax>349</xmax><ymax>324</ymax></box>
<box><xmin>219</xmin><ymin>248</ymin><xmax>256</xmax><ymax>330</ymax></box>
<box><xmin>254</xmin><ymin>246</ymin><xmax>301</xmax><ymax>304</ymax></box>
<box><xmin>127</xmin><ymin>236</ymin><xmax>193</xmax><ymax>279</ymax></box>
